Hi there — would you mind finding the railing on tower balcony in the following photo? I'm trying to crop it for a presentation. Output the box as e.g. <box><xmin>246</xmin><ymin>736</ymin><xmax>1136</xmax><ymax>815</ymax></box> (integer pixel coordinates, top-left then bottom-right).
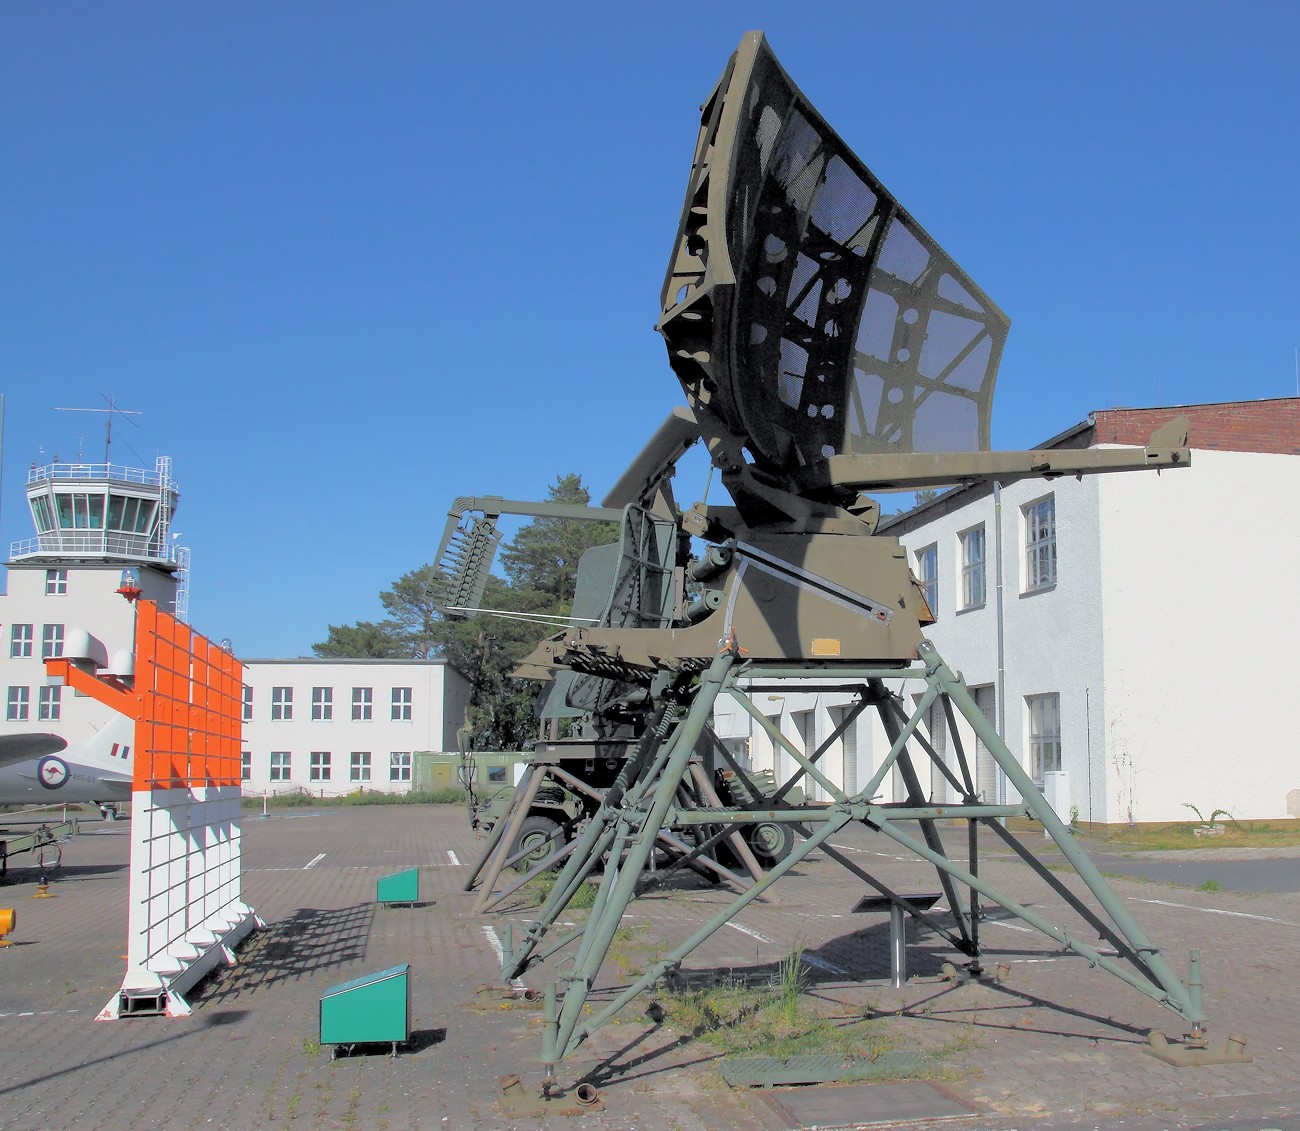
<box><xmin>26</xmin><ymin>462</ymin><xmax>169</xmax><ymax>487</ymax></box>
<box><xmin>8</xmin><ymin>530</ymin><xmax>175</xmax><ymax>561</ymax></box>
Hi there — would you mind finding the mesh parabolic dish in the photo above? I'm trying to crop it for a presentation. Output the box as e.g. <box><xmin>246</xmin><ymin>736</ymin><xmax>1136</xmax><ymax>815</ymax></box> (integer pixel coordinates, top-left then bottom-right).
<box><xmin>659</xmin><ymin>32</ymin><xmax>1010</xmax><ymax>477</ymax></box>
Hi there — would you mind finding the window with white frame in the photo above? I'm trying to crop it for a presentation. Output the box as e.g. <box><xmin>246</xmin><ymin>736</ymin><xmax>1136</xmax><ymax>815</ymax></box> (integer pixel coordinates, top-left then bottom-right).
<box><xmin>960</xmin><ymin>525</ymin><xmax>986</xmax><ymax>609</ymax></box>
<box><xmin>389</xmin><ymin>751</ymin><xmax>412</xmax><ymax>782</ymax></box>
<box><xmin>7</xmin><ymin>686</ymin><xmax>30</xmax><ymax>722</ymax></box>
<box><xmin>312</xmin><ymin>686</ymin><xmax>333</xmax><ymax>721</ymax></box>
<box><xmin>391</xmin><ymin>686</ymin><xmax>412</xmax><ymax>721</ymax></box>
<box><xmin>38</xmin><ymin>685</ymin><xmax>62</xmax><ymax>721</ymax></box>
<box><xmin>916</xmin><ymin>544</ymin><xmax>938</xmax><ymax>616</ymax></box>
<box><xmin>242</xmin><ymin>684</ymin><xmax>253</xmax><ymax>722</ymax></box>
<box><xmin>271</xmin><ymin>686</ymin><xmax>293</xmax><ymax>721</ymax></box>
<box><xmin>42</xmin><ymin>624</ymin><xmax>65</xmax><ymax>659</ymax></box>
<box><xmin>350</xmin><ymin>751</ymin><xmax>372</xmax><ymax>782</ymax></box>
<box><xmin>1026</xmin><ymin>693</ymin><xmax>1061</xmax><ymax>782</ymax></box>
<box><xmin>269</xmin><ymin>751</ymin><xmax>291</xmax><ymax>781</ymax></box>
<box><xmin>10</xmin><ymin>624</ymin><xmax>33</xmax><ymax>658</ymax></box>
<box><xmin>352</xmin><ymin>687</ymin><xmax>373</xmax><ymax>721</ymax></box>
<box><xmin>241</xmin><ymin>750</ymin><xmax>252</xmax><ymax>781</ymax></box>
<box><xmin>44</xmin><ymin>568</ymin><xmax>68</xmax><ymax>595</ymax></box>
<box><xmin>1024</xmin><ymin>496</ymin><xmax>1057</xmax><ymax>591</ymax></box>
<box><xmin>309</xmin><ymin>751</ymin><xmax>332</xmax><ymax>781</ymax></box>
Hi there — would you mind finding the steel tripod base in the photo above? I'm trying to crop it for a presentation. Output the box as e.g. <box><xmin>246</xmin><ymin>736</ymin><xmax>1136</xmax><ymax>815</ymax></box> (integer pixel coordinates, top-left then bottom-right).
<box><xmin>499</xmin><ymin>641</ymin><xmax>1226</xmax><ymax>1071</ymax></box>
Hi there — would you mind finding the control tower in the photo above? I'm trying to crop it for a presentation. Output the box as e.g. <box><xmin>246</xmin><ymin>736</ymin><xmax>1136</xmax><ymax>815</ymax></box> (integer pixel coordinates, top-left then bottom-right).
<box><xmin>12</xmin><ymin>455</ymin><xmax>180</xmax><ymax>569</ymax></box>
<box><xmin>0</xmin><ymin>454</ymin><xmax>186</xmax><ymax>750</ymax></box>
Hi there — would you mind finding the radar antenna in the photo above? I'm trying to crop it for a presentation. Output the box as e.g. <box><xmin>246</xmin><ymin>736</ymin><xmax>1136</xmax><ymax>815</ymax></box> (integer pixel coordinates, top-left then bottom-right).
<box><xmin>441</xmin><ymin>31</ymin><xmax>1237</xmax><ymax>1079</ymax></box>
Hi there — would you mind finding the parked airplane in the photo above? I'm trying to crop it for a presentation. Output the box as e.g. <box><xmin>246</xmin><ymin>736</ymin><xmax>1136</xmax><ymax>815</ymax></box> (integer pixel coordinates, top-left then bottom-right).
<box><xmin>0</xmin><ymin>714</ymin><xmax>133</xmax><ymax>813</ymax></box>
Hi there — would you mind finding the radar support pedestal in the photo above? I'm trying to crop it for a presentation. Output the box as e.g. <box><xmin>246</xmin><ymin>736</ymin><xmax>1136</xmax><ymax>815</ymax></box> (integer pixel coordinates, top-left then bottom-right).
<box><xmin>490</xmin><ymin>638</ymin><xmax>1234</xmax><ymax>1070</ymax></box>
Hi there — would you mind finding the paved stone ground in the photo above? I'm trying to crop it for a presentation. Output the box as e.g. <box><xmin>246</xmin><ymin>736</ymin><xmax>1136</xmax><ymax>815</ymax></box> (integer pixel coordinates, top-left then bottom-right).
<box><xmin>0</xmin><ymin>805</ymin><xmax>1297</xmax><ymax>1130</ymax></box>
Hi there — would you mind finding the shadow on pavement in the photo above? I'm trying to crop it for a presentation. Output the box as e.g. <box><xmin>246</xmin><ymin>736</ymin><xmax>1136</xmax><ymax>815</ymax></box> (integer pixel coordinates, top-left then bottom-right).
<box><xmin>195</xmin><ymin>903</ymin><xmax>375</xmax><ymax>1004</ymax></box>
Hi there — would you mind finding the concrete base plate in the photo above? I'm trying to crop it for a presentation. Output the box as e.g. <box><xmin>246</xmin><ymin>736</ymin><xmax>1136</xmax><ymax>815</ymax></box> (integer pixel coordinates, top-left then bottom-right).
<box><xmin>759</xmin><ymin>1081</ymin><xmax>974</xmax><ymax>1128</ymax></box>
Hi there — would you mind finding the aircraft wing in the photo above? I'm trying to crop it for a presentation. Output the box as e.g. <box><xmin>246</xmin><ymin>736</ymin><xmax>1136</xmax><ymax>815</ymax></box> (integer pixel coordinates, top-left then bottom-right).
<box><xmin>0</xmin><ymin>732</ymin><xmax>69</xmax><ymax>768</ymax></box>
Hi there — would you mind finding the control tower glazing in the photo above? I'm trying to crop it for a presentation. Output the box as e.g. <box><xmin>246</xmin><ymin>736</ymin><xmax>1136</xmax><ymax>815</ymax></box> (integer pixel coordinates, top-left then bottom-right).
<box><xmin>11</xmin><ymin>455</ymin><xmax>180</xmax><ymax>567</ymax></box>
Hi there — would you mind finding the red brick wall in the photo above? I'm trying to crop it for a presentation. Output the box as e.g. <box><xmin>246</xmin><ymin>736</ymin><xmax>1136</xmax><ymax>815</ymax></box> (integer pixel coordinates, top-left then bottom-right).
<box><xmin>1088</xmin><ymin>399</ymin><xmax>1300</xmax><ymax>455</ymax></box>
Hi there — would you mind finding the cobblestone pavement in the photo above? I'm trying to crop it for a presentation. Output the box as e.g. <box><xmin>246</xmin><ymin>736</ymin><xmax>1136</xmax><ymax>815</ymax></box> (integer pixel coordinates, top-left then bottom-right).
<box><xmin>0</xmin><ymin>805</ymin><xmax>1297</xmax><ymax>1130</ymax></box>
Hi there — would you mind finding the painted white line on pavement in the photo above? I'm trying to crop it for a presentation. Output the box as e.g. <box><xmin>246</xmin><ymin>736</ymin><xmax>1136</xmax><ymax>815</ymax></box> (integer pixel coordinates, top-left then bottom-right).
<box><xmin>803</xmin><ymin>954</ymin><xmax>849</xmax><ymax>976</ymax></box>
<box><xmin>981</xmin><ymin>919</ymin><xmax>1035</xmax><ymax>934</ymax></box>
<box><xmin>447</xmin><ymin>850</ymin><xmax>460</xmax><ymax>866</ymax></box>
<box><xmin>726</xmin><ymin>921</ymin><xmax>775</xmax><ymax>945</ymax></box>
<box><xmin>480</xmin><ymin>925</ymin><xmax>528</xmax><ymax>990</ymax></box>
<box><xmin>303</xmin><ymin>852</ymin><xmax>326</xmax><ymax>869</ymax></box>
<box><xmin>0</xmin><ymin>1013</ymin><xmax>81</xmax><ymax>1024</ymax></box>
<box><xmin>725</xmin><ymin>921</ymin><xmax>848</xmax><ymax>974</ymax></box>
<box><xmin>1131</xmin><ymin>898</ymin><xmax>1299</xmax><ymax>927</ymax></box>
<box><xmin>0</xmin><ymin>1010</ymin><xmax>81</xmax><ymax>1018</ymax></box>
<box><xmin>827</xmin><ymin>842</ymin><xmax>910</xmax><ymax>861</ymax></box>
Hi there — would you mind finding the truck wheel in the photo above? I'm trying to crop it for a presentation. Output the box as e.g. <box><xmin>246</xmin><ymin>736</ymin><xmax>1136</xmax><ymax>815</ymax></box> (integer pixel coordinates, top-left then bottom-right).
<box><xmin>746</xmin><ymin>822</ymin><xmax>793</xmax><ymax>868</ymax></box>
<box><xmin>511</xmin><ymin>815</ymin><xmax>563</xmax><ymax>871</ymax></box>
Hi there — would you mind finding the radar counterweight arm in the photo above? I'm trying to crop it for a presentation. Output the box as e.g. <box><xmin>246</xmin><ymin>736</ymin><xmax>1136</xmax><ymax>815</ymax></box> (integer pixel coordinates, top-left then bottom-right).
<box><xmin>795</xmin><ymin>415</ymin><xmax>1191</xmax><ymax>495</ymax></box>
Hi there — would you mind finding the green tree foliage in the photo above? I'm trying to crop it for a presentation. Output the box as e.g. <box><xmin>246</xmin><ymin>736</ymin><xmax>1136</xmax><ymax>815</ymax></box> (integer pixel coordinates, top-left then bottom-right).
<box><xmin>499</xmin><ymin>473</ymin><xmax>611</xmax><ymax>602</ymax></box>
<box><xmin>313</xmin><ymin>620</ymin><xmax>408</xmax><ymax>658</ymax></box>
<box><xmin>313</xmin><ymin>474</ymin><xmax>618</xmax><ymax>751</ymax></box>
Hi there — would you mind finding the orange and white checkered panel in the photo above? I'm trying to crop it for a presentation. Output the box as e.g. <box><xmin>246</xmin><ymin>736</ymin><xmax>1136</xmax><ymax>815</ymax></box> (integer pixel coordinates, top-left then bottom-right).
<box><xmin>134</xmin><ymin>602</ymin><xmax>243</xmax><ymax>789</ymax></box>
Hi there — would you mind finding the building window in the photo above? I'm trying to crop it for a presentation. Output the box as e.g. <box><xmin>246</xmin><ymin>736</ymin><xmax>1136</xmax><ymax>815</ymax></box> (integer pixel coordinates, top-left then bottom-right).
<box><xmin>960</xmin><ymin>525</ymin><xmax>986</xmax><ymax>610</ymax></box>
<box><xmin>269</xmin><ymin>751</ymin><xmax>291</xmax><ymax>782</ymax></box>
<box><xmin>389</xmin><ymin>751</ymin><xmax>412</xmax><ymax>783</ymax></box>
<box><xmin>42</xmin><ymin>624</ymin><xmax>65</xmax><ymax>659</ymax></box>
<box><xmin>309</xmin><ymin>751</ymin><xmax>332</xmax><ymax>781</ymax></box>
<box><xmin>391</xmin><ymin>687</ymin><xmax>412</xmax><ymax>721</ymax></box>
<box><xmin>7</xmin><ymin>687</ymin><xmax>30</xmax><ymax>722</ymax></box>
<box><xmin>1024</xmin><ymin>496</ymin><xmax>1057</xmax><ymax>591</ymax></box>
<box><xmin>38</xmin><ymin>685</ymin><xmax>62</xmax><ymax>721</ymax></box>
<box><xmin>1026</xmin><ymin>693</ymin><xmax>1061</xmax><ymax>783</ymax></box>
<box><xmin>487</xmin><ymin>766</ymin><xmax>507</xmax><ymax>784</ymax></box>
<box><xmin>242</xmin><ymin>684</ymin><xmax>253</xmax><ymax>722</ymax></box>
<box><xmin>352</xmin><ymin>687</ymin><xmax>373</xmax><ymax>721</ymax></box>
<box><xmin>241</xmin><ymin>750</ymin><xmax>252</xmax><ymax>781</ymax></box>
<box><xmin>916</xmin><ymin>544</ymin><xmax>938</xmax><ymax>617</ymax></box>
<box><xmin>350</xmin><ymin>751</ymin><xmax>372</xmax><ymax>783</ymax></box>
<box><xmin>312</xmin><ymin>686</ymin><xmax>333</xmax><ymax>721</ymax></box>
<box><xmin>10</xmin><ymin>624</ymin><xmax>33</xmax><ymax>658</ymax></box>
<box><xmin>31</xmin><ymin>496</ymin><xmax>55</xmax><ymax>533</ymax></box>
<box><xmin>44</xmin><ymin>568</ymin><xmax>68</xmax><ymax>595</ymax></box>
<box><xmin>271</xmin><ymin>686</ymin><xmax>293</xmax><ymax>721</ymax></box>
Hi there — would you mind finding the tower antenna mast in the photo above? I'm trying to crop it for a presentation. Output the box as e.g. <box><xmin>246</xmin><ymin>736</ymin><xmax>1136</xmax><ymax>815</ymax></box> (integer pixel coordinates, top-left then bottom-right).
<box><xmin>54</xmin><ymin>395</ymin><xmax>142</xmax><ymax>463</ymax></box>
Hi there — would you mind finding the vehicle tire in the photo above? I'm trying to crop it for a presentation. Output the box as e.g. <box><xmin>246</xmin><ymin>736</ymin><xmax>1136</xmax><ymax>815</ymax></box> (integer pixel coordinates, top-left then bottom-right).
<box><xmin>511</xmin><ymin>815</ymin><xmax>563</xmax><ymax>872</ymax></box>
<box><xmin>745</xmin><ymin>821</ymin><xmax>793</xmax><ymax>868</ymax></box>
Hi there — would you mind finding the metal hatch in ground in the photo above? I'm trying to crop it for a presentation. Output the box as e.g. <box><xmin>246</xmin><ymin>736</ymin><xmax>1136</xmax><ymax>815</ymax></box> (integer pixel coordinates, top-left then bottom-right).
<box><xmin>753</xmin><ymin>1079</ymin><xmax>976</xmax><ymax>1128</ymax></box>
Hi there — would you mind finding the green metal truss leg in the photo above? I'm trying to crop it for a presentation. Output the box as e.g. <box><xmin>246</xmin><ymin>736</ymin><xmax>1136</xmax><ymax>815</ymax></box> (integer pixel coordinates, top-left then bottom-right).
<box><xmin>545</xmin><ymin>650</ymin><xmax>737</xmax><ymax>1067</ymax></box>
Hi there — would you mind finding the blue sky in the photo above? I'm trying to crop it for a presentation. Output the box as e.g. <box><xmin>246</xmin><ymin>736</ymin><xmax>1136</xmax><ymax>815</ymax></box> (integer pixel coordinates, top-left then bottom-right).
<box><xmin>3</xmin><ymin>2</ymin><xmax>1297</xmax><ymax>657</ymax></box>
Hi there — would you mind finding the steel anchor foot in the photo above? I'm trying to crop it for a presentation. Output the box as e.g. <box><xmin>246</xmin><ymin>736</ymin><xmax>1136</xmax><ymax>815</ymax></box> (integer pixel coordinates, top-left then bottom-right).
<box><xmin>1144</xmin><ymin>1029</ymin><xmax>1253</xmax><ymax>1067</ymax></box>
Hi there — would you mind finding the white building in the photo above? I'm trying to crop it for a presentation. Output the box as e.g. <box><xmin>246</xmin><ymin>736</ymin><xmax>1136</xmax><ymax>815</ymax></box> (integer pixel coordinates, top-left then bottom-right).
<box><xmin>1</xmin><ymin>457</ymin><xmax>472</xmax><ymax>800</ymax></box>
<box><xmin>239</xmin><ymin>658</ymin><xmax>470</xmax><ymax>795</ymax></box>
<box><xmin>714</xmin><ymin>398</ymin><xmax>1300</xmax><ymax>824</ymax></box>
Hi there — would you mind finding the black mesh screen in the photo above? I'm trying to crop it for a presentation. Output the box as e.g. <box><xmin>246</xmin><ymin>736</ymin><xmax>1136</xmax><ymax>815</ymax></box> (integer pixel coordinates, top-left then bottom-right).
<box><xmin>717</xmin><ymin>39</ymin><xmax>1008</xmax><ymax>469</ymax></box>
